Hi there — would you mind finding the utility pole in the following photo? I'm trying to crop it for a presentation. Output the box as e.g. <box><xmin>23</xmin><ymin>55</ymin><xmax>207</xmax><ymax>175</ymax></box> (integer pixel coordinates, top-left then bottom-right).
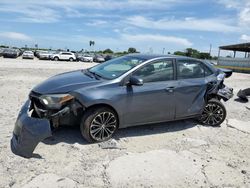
<box><xmin>162</xmin><ymin>48</ymin><xmax>165</xmax><ymax>54</ymax></box>
<box><xmin>209</xmin><ymin>44</ymin><xmax>212</xmax><ymax>56</ymax></box>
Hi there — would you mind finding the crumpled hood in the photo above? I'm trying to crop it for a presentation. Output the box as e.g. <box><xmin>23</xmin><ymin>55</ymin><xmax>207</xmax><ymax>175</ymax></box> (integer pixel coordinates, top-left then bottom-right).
<box><xmin>32</xmin><ymin>70</ymin><xmax>102</xmax><ymax>94</ymax></box>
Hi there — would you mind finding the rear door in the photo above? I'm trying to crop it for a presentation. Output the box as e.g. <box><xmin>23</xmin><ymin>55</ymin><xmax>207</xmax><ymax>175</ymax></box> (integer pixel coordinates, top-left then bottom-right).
<box><xmin>175</xmin><ymin>59</ymin><xmax>208</xmax><ymax>118</ymax></box>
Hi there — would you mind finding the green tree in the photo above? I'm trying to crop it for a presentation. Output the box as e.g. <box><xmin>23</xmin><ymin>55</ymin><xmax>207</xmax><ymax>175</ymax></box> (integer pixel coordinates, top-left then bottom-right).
<box><xmin>0</xmin><ymin>45</ymin><xmax>9</xmax><ymax>48</ymax></box>
<box><xmin>103</xmin><ymin>48</ymin><xmax>113</xmax><ymax>54</ymax></box>
<box><xmin>128</xmin><ymin>47</ymin><xmax>137</xmax><ymax>53</ymax></box>
<box><xmin>174</xmin><ymin>48</ymin><xmax>213</xmax><ymax>59</ymax></box>
<box><xmin>174</xmin><ymin>51</ymin><xmax>186</xmax><ymax>56</ymax></box>
<box><xmin>199</xmin><ymin>52</ymin><xmax>211</xmax><ymax>59</ymax></box>
<box><xmin>185</xmin><ymin>48</ymin><xmax>200</xmax><ymax>58</ymax></box>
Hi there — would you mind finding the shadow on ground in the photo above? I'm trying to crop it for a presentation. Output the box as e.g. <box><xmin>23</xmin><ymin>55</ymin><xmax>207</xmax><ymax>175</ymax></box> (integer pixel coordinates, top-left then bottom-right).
<box><xmin>43</xmin><ymin>119</ymin><xmax>199</xmax><ymax>145</ymax></box>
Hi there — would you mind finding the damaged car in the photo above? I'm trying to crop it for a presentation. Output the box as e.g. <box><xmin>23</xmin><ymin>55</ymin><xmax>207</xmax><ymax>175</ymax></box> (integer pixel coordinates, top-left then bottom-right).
<box><xmin>11</xmin><ymin>54</ymin><xmax>233</xmax><ymax>157</ymax></box>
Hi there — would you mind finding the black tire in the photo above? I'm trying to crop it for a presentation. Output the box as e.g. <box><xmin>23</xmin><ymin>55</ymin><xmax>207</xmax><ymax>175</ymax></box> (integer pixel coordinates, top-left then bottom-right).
<box><xmin>54</xmin><ymin>57</ymin><xmax>59</xmax><ymax>61</ymax></box>
<box><xmin>80</xmin><ymin>107</ymin><xmax>118</xmax><ymax>143</ymax></box>
<box><xmin>199</xmin><ymin>98</ymin><xmax>226</xmax><ymax>126</ymax></box>
<box><xmin>69</xmin><ymin>57</ymin><xmax>74</xmax><ymax>62</ymax></box>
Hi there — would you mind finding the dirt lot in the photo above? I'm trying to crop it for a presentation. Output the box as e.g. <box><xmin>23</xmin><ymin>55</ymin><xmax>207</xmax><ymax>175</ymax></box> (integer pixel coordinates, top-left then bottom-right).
<box><xmin>0</xmin><ymin>57</ymin><xmax>250</xmax><ymax>188</ymax></box>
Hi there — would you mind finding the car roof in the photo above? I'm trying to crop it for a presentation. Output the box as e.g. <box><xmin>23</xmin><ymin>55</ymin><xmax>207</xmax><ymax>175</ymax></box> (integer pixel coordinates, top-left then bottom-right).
<box><xmin>127</xmin><ymin>53</ymin><xmax>217</xmax><ymax>73</ymax></box>
<box><xmin>127</xmin><ymin>53</ymin><xmax>197</xmax><ymax>61</ymax></box>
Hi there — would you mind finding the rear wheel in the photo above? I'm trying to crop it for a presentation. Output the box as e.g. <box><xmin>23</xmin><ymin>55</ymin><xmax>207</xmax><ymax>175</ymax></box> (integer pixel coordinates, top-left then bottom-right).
<box><xmin>80</xmin><ymin>107</ymin><xmax>118</xmax><ymax>143</ymax></box>
<box><xmin>54</xmin><ymin>57</ymin><xmax>59</xmax><ymax>61</ymax></box>
<box><xmin>199</xmin><ymin>98</ymin><xmax>226</xmax><ymax>126</ymax></box>
<box><xmin>69</xmin><ymin>57</ymin><xmax>74</xmax><ymax>62</ymax></box>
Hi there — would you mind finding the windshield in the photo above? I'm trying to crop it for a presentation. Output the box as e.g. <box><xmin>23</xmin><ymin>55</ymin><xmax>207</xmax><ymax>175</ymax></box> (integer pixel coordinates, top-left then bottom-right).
<box><xmin>89</xmin><ymin>56</ymin><xmax>146</xmax><ymax>79</ymax></box>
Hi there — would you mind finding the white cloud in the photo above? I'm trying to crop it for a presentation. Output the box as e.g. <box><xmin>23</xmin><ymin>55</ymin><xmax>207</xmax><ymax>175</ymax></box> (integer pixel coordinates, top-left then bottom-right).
<box><xmin>121</xmin><ymin>34</ymin><xmax>192</xmax><ymax>47</ymax></box>
<box><xmin>126</xmin><ymin>16</ymin><xmax>239</xmax><ymax>33</ymax></box>
<box><xmin>240</xmin><ymin>34</ymin><xmax>250</xmax><ymax>42</ymax></box>
<box><xmin>0</xmin><ymin>32</ymin><xmax>32</xmax><ymax>41</ymax></box>
<box><xmin>217</xmin><ymin>0</ymin><xmax>250</xmax><ymax>29</ymax></box>
<box><xmin>26</xmin><ymin>0</ymin><xmax>185</xmax><ymax>11</ymax></box>
<box><xmin>113</xmin><ymin>29</ymin><xmax>120</xmax><ymax>33</ymax></box>
<box><xmin>239</xmin><ymin>7</ymin><xmax>250</xmax><ymax>25</ymax></box>
<box><xmin>0</xmin><ymin>4</ymin><xmax>60</xmax><ymax>23</ymax></box>
<box><xmin>0</xmin><ymin>0</ymin><xmax>185</xmax><ymax>23</ymax></box>
<box><xmin>217</xmin><ymin>0</ymin><xmax>242</xmax><ymax>9</ymax></box>
<box><xmin>86</xmin><ymin>20</ymin><xmax>108</xmax><ymax>26</ymax></box>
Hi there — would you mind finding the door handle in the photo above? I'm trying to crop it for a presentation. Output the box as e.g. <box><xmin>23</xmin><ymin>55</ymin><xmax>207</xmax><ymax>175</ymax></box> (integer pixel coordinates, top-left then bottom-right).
<box><xmin>165</xmin><ymin>87</ymin><xmax>175</xmax><ymax>93</ymax></box>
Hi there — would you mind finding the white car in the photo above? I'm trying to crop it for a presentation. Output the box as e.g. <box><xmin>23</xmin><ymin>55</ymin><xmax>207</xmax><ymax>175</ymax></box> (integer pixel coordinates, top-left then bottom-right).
<box><xmin>78</xmin><ymin>54</ymin><xmax>94</xmax><ymax>62</ymax></box>
<box><xmin>22</xmin><ymin>51</ymin><xmax>34</xmax><ymax>59</ymax></box>
<box><xmin>52</xmin><ymin>52</ymin><xmax>76</xmax><ymax>62</ymax></box>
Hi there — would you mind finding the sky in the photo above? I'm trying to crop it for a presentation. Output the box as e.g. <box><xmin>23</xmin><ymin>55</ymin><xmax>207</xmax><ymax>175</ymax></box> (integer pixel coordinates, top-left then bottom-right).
<box><xmin>0</xmin><ymin>0</ymin><xmax>249</xmax><ymax>55</ymax></box>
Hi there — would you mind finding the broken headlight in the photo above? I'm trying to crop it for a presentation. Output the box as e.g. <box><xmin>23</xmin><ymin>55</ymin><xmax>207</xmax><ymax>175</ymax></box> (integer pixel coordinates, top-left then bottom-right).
<box><xmin>39</xmin><ymin>94</ymin><xmax>74</xmax><ymax>109</ymax></box>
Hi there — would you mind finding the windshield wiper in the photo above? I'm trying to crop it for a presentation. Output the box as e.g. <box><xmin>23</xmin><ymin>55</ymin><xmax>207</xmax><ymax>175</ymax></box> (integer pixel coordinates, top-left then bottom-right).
<box><xmin>88</xmin><ymin>69</ymin><xmax>102</xmax><ymax>80</ymax></box>
<box><xmin>82</xmin><ymin>69</ymin><xmax>94</xmax><ymax>78</ymax></box>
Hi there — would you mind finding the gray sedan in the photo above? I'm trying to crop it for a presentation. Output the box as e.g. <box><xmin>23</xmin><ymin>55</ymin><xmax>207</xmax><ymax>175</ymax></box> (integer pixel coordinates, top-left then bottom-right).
<box><xmin>11</xmin><ymin>54</ymin><xmax>233</xmax><ymax>157</ymax></box>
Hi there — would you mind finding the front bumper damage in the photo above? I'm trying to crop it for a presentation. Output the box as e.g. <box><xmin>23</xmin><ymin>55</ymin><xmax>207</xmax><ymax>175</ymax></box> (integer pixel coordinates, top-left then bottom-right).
<box><xmin>11</xmin><ymin>96</ymin><xmax>82</xmax><ymax>158</ymax></box>
<box><xmin>11</xmin><ymin>100</ymin><xmax>52</xmax><ymax>158</ymax></box>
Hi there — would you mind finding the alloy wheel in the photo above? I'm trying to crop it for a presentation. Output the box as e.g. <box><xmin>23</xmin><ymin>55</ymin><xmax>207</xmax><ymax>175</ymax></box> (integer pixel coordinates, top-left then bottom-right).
<box><xmin>200</xmin><ymin>101</ymin><xmax>225</xmax><ymax>126</ymax></box>
<box><xmin>90</xmin><ymin>112</ymin><xmax>117</xmax><ymax>141</ymax></box>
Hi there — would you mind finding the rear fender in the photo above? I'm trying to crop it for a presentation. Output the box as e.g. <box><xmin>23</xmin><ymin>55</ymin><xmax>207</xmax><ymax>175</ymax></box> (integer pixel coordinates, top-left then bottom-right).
<box><xmin>205</xmin><ymin>79</ymin><xmax>233</xmax><ymax>102</ymax></box>
<box><xmin>217</xmin><ymin>86</ymin><xmax>234</xmax><ymax>101</ymax></box>
<box><xmin>218</xmin><ymin>68</ymin><xmax>233</xmax><ymax>78</ymax></box>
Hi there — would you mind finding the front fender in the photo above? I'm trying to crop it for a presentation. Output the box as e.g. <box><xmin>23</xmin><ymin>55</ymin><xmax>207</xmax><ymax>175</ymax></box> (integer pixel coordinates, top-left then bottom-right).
<box><xmin>70</xmin><ymin>90</ymin><xmax>122</xmax><ymax>123</ymax></box>
<box><xmin>70</xmin><ymin>91</ymin><xmax>113</xmax><ymax>107</ymax></box>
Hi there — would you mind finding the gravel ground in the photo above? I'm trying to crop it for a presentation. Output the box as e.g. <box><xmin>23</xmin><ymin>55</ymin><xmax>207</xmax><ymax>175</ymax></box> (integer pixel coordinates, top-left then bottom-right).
<box><xmin>0</xmin><ymin>57</ymin><xmax>249</xmax><ymax>188</ymax></box>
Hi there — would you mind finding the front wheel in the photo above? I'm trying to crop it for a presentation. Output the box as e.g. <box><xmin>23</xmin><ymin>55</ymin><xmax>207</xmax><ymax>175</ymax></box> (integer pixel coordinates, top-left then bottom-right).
<box><xmin>69</xmin><ymin>57</ymin><xmax>74</xmax><ymax>62</ymax></box>
<box><xmin>199</xmin><ymin>99</ymin><xmax>226</xmax><ymax>126</ymax></box>
<box><xmin>80</xmin><ymin>107</ymin><xmax>118</xmax><ymax>143</ymax></box>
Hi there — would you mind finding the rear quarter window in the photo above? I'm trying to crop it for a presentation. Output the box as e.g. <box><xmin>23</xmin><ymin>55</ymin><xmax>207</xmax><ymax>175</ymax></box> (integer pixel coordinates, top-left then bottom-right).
<box><xmin>202</xmin><ymin>64</ymin><xmax>214</xmax><ymax>76</ymax></box>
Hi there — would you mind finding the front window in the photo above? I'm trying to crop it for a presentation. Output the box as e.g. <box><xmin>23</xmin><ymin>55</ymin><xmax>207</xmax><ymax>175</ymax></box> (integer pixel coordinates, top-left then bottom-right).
<box><xmin>89</xmin><ymin>56</ymin><xmax>146</xmax><ymax>79</ymax></box>
<box><xmin>133</xmin><ymin>59</ymin><xmax>174</xmax><ymax>83</ymax></box>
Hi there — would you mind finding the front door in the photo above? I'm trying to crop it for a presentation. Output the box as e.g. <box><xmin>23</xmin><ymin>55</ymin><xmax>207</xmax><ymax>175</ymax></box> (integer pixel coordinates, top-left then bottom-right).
<box><xmin>122</xmin><ymin>59</ymin><xmax>177</xmax><ymax>126</ymax></box>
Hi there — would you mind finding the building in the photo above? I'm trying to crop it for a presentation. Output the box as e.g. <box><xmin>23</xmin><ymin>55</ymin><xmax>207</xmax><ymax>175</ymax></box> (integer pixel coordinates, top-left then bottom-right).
<box><xmin>218</xmin><ymin>43</ymin><xmax>250</xmax><ymax>73</ymax></box>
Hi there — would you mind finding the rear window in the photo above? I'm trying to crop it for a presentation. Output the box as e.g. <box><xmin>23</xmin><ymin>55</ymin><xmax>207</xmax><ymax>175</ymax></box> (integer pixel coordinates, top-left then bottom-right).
<box><xmin>177</xmin><ymin>60</ymin><xmax>206</xmax><ymax>79</ymax></box>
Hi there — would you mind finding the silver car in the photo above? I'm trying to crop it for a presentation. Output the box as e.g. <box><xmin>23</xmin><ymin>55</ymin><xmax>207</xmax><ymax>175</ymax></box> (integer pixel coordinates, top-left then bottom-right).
<box><xmin>22</xmin><ymin>51</ymin><xmax>34</xmax><ymax>59</ymax></box>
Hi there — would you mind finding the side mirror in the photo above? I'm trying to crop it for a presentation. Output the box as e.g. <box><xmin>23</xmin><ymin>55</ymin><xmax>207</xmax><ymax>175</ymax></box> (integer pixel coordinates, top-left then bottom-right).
<box><xmin>129</xmin><ymin>76</ymin><xmax>143</xmax><ymax>86</ymax></box>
